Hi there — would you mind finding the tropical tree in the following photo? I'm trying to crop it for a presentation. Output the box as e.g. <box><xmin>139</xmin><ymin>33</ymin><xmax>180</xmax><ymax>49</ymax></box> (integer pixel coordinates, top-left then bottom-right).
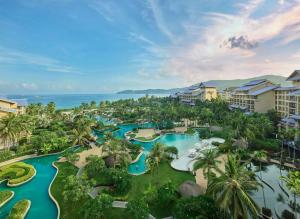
<box><xmin>85</xmin><ymin>155</ymin><xmax>106</xmax><ymax>177</ymax></box>
<box><xmin>207</xmin><ymin>154</ymin><xmax>261</xmax><ymax>219</ymax></box>
<box><xmin>126</xmin><ymin>197</ymin><xmax>150</xmax><ymax>219</ymax></box>
<box><xmin>82</xmin><ymin>193</ymin><xmax>113</xmax><ymax>219</ymax></box>
<box><xmin>0</xmin><ymin>114</ymin><xmax>20</xmax><ymax>148</ymax></box>
<box><xmin>193</xmin><ymin>149</ymin><xmax>220</xmax><ymax>184</ymax></box>
<box><xmin>281</xmin><ymin>171</ymin><xmax>300</xmax><ymax>217</ymax></box>
<box><xmin>147</xmin><ymin>142</ymin><xmax>166</xmax><ymax>174</ymax></box>
<box><xmin>66</xmin><ymin>152</ymin><xmax>80</xmax><ymax>165</ymax></box>
<box><xmin>63</xmin><ymin>175</ymin><xmax>91</xmax><ymax>203</ymax></box>
<box><xmin>102</xmin><ymin>139</ymin><xmax>131</xmax><ymax>168</ymax></box>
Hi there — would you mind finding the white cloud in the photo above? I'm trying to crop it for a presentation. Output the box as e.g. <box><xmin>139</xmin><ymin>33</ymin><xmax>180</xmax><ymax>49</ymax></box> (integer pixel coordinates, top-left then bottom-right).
<box><xmin>0</xmin><ymin>47</ymin><xmax>81</xmax><ymax>74</ymax></box>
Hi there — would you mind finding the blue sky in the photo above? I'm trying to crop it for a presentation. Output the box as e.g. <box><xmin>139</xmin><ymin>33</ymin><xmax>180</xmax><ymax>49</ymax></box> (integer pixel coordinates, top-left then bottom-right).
<box><xmin>0</xmin><ymin>0</ymin><xmax>300</xmax><ymax>94</ymax></box>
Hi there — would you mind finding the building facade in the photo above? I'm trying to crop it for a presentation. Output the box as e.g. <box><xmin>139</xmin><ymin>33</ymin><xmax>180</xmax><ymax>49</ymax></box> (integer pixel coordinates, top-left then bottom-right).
<box><xmin>0</xmin><ymin>98</ymin><xmax>27</xmax><ymax>118</ymax></box>
<box><xmin>229</xmin><ymin>79</ymin><xmax>278</xmax><ymax>113</ymax></box>
<box><xmin>176</xmin><ymin>82</ymin><xmax>217</xmax><ymax>106</ymax></box>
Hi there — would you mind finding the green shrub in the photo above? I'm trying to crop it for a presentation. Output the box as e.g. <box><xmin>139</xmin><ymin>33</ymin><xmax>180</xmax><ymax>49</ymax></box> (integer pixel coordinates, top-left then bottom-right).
<box><xmin>6</xmin><ymin>199</ymin><xmax>30</xmax><ymax>219</ymax></box>
<box><xmin>250</xmin><ymin>138</ymin><xmax>280</xmax><ymax>152</ymax></box>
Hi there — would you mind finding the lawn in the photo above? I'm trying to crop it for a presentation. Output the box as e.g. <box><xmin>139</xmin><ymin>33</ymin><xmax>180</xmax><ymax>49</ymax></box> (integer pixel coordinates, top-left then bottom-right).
<box><xmin>128</xmin><ymin>162</ymin><xmax>194</xmax><ymax>200</ymax></box>
<box><xmin>50</xmin><ymin>162</ymin><xmax>86</xmax><ymax>219</ymax></box>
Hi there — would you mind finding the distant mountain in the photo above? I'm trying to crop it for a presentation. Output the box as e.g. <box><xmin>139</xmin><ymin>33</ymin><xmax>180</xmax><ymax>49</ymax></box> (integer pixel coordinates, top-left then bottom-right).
<box><xmin>117</xmin><ymin>75</ymin><xmax>291</xmax><ymax>94</ymax></box>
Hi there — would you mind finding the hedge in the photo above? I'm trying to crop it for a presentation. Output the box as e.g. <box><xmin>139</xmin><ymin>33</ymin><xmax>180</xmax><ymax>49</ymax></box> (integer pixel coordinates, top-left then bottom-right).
<box><xmin>0</xmin><ymin>162</ymin><xmax>36</xmax><ymax>186</ymax></box>
<box><xmin>6</xmin><ymin>199</ymin><xmax>31</xmax><ymax>219</ymax></box>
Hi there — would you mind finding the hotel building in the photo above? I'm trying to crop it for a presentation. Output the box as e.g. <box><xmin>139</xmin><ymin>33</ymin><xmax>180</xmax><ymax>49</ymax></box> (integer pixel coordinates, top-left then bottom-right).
<box><xmin>229</xmin><ymin>70</ymin><xmax>300</xmax><ymax>129</ymax></box>
<box><xmin>176</xmin><ymin>82</ymin><xmax>217</xmax><ymax>106</ymax></box>
<box><xmin>229</xmin><ymin>79</ymin><xmax>279</xmax><ymax>113</ymax></box>
<box><xmin>0</xmin><ymin>98</ymin><xmax>27</xmax><ymax>118</ymax></box>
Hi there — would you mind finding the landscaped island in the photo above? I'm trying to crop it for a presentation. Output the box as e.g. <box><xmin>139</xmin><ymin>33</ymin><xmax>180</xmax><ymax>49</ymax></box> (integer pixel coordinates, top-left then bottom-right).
<box><xmin>0</xmin><ymin>96</ymin><xmax>299</xmax><ymax>219</ymax></box>
<box><xmin>6</xmin><ymin>199</ymin><xmax>31</xmax><ymax>219</ymax></box>
<box><xmin>0</xmin><ymin>162</ymin><xmax>36</xmax><ymax>186</ymax></box>
<box><xmin>0</xmin><ymin>190</ymin><xmax>14</xmax><ymax>207</ymax></box>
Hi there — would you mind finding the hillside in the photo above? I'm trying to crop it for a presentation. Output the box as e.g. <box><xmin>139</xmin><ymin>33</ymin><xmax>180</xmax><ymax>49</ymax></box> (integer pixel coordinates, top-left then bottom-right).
<box><xmin>117</xmin><ymin>75</ymin><xmax>291</xmax><ymax>94</ymax></box>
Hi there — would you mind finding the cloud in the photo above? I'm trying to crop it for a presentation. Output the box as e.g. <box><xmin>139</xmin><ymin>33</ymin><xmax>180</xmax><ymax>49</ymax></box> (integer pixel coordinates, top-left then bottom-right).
<box><xmin>147</xmin><ymin>0</ymin><xmax>176</xmax><ymax>43</ymax></box>
<box><xmin>222</xmin><ymin>35</ymin><xmax>258</xmax><ymax>49</ymax></box>
<box><xmin>19</xmin><ymin>83</ymin><xmax>38</xmax><ymax>90</ymax></box>
<box><xmin>87</xmin><ymin>0</ymin><xmax>116</xmax><ymax>22</ymax></box>
<box><xmin>0</xmin><ymin>47</ymin><xmax>81</xmax><ymax>74</ymax></box>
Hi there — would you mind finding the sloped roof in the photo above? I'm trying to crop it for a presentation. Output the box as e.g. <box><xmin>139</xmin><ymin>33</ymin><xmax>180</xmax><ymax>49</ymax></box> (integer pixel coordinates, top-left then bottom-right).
<box><xmin>248</xmin><ymin>85</ymin><xmax>278</xmax><ymax>96</ymax></box>
<box><xmin>275</xmin><ymin>87</ymin><xmax>299</xmax><ymax>91</ymax></box>
<box><xmin>243</xmin><ymin>79</ymin><xmax>267</xmax><ymax>86</ymax></box>
<box><xmin>288</xmin><ymin>89</ymin><xmax>300</xmax><ymax>96</ymax></box>
<box><xmin>235</xmin><ymin>84</ymin><xmax>257</xmax><ymax>91</ymax></box>
<box><xmin>199</xmin><ymin>82</ymin><xmax>217</xmax><ymax>88</ymax></box>
<box><xmin>286</xmin><ymin>70</ymin><xmax>300</xmax><ymax>81</ymax></box>
<box><xmin>0</xmin><ymin>98</ymin><xmax>16</xmax><ymax>104</ymax></box>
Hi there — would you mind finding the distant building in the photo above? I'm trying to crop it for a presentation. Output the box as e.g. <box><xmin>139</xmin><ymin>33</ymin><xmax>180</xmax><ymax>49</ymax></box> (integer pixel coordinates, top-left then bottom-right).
<box><xmin>229</xmin><ymin>79</ymin><xmax>279</xmax><ymax>113</ymax></box>
<box><xmin>176</xmin><ymin>82</ymin><xmax>217</xmax><ymax>106</ymax></box>
<box><xmin>0</xmin><ymin>98</ymin><xmax>28</xmax><ymax>118</ymax></box>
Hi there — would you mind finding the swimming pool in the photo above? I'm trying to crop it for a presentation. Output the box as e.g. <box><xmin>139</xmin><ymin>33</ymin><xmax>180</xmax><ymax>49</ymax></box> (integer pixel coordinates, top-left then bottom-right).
<box><xmin>0</xmin><ymin>154</ymin><xmax>59</xmax><ymax>219</ymax></box>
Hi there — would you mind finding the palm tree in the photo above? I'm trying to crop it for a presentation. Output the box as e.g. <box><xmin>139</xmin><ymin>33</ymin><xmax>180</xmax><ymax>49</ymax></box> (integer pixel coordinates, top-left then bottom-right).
<box><xmin>207</xmin><ymin>154</ymin><xmax>261</xmax><ymax>219</ymax></box>
<box><xmin>193</xmin><ymin>149</ymin><xmax>220</xmax><ymax>184</ymax></box>
<box><xmin>147</xmin><ymin>142</ymin><xmax>166</xmax><ymax>175</ymax></box>
<box><xmin>253</xmin><ymin>150</ymin><xmax>267</xmax><ymax>209</ymax></box>
<box><xmin>0</xmin><ymin>114</ymin><xmax>19</xmax><ymax>148</ymax></box>
<box><xmin>102</xmin><ymin>139</ymin><xmax>131</xmax><ymax>168</ymax></box>
<box><xmin>281</xmin><ymin>171</ymin><xmax>300</xmax><ymax>218</ymax></box>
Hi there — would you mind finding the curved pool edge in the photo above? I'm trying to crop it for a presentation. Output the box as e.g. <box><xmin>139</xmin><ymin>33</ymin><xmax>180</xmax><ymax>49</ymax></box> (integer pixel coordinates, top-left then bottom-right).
<box><xmin>23</xmin><ymin>200</ymin><xmax>32</xmax><ymax>219</ymax></box>
<box><xmin>49</xmin><ymin>162</ymin><xmax>60</xmax><ymax>219</ymax></box>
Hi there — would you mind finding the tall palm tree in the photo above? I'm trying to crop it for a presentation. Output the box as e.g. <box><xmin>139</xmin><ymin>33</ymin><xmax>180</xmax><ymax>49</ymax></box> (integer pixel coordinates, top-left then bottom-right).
<box><xmin>281</xmin><ymin>171</ymin><xmax>300</xmax><ymax>218</ymax></box>
<box><xmin>253</xmin><ymin>150</ymin><xmax>267</xmax><ymax>208</ymax></box>
<box><xmin>207</xmin><ymin>154</ymin><xmax>261</xmax><ymax>219</ymax></box>
<box><xmin>0</xmin><ymin>114</ymin><xmax>19</xmax><ymax>148</ymax></box>
<box><xmin>193</xmin><ymin>149</ymin><xmax>220</xmax><ymax>184</ymax></box>
<box><xmin>147</xmin><ymin>142</ymin><xmax>166</xmax><ymax>175</ymax></box>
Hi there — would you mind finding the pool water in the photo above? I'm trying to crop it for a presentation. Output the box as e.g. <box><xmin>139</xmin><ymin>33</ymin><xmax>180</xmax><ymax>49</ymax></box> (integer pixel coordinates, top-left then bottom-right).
<box><xmin>111</xmin><ymin>123</ymin><xmax>200</xmax><ymax>175</ymax></box>
<box><xmin>251</xmin><ymin>163</ymin><xmax>300</xmax><ymax>218</ymax></box>
<box><xmin>0</xmin><ymin>154</ymin><xmax>59</xmax><ymax>219</ymax></box>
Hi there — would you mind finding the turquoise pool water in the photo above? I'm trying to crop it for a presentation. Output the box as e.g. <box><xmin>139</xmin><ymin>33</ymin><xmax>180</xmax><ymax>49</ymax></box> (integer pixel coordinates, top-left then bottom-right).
<box><xmin>111</xmin><ymin>123</ymin><xmax>200</xmax><ymax>175</ymax></box>
<box><xmin>0</xmin><ymin>154</ymin><xmax>59</xmax><ymax>219</ymax></box>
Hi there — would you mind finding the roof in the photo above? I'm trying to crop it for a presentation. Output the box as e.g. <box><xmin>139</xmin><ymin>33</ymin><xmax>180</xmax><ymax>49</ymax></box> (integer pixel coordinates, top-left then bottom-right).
<box><xmin>234</xmin><ymin>84</ymin><xmax>257</xmax><ymax>91</ymax></box>
<box><xmin>288</xmin><ymin>89</ymin><xmax>300</xmax><ymax>96</ymax></box>
<box><xmin>275</xmin><ymin>87</ymin><xmax>299</xmax><ymax>91</ymax></box>
<box><xmin>11</xmin><ymin>99</ymin><xmax>28</xmax><ymax>107</ymax></box>
<box><xmin>286</xmin><ymin>70</ymin><xmax>300</xmax><ymax>81</ymax></box>
<box><xmin>0</xmin><ymin>98</ymin><xmax>16</xmax><ymax>104</ymax></box>
<box><xmin>248</xmin><ymin>85</ymin><xmax>278</xmax><ymax>96</ymax></box>
<box><xmin>229</xmin><ymin>104</ymin><xmax>248</xmax><ymax>110</ymax></box>
<box><xmin>243</xmin><ymin>79</ymin><xmax>267</xmax><ymax>86</ymax></box>
<box><xmin>290</xmin><ymin>115</ymin><xmax>300</xmax><ymax>120</ymax></box>
<box><xmin>199</xmin><ymin>82</ymin><xmax>217</xmax><ymax>88</ymax></box>
<box><xmin>281</xmin><ymin>117</ymin><xmax>296</xmax><ymax>125</ymax></box>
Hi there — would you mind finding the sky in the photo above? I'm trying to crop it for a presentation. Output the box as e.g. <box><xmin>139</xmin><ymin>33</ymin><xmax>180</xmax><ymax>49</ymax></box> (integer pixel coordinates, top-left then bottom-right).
<box><xmin>0</xmin><ymin>0</ymin><xmax>300</xmax><ymax>94</ymax></box>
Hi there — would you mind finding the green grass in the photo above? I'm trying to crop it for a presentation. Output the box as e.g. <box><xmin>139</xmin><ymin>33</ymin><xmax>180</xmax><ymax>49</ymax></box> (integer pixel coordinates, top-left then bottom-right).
<box><xmin>6</xmin><ymin>199</ymin><xmax>30</xmax><ymax>219</ymax></box>
<box><xmin>0</xmin><ymin>162</ymin><xmax>35</xmax><ymax>185</ymax></box>
<box><xmin>50</xmin><ymin>162</ymin><xmax>85</xmax><ymax>219</ymax></box>
<box><xmin>128</xmin><ymin>162</ymin><xmax>194</xmax><ymax>200</ymax></box>
<box><xmin>0</xmin><ymin>190</ymin><xmax>13</xmax><ymax>206</ymax></box>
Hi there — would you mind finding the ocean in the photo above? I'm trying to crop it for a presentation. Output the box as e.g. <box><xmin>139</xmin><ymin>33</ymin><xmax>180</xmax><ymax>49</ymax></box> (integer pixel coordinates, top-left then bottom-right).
<box><xmin>6</xmin><ymin>94</ymin><xmax>168</xmax><ymax>109</ymax></box>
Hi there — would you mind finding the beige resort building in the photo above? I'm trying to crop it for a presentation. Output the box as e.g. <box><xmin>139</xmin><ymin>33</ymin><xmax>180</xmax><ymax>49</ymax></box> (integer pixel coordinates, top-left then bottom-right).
<box><xmin>0</xmin><ymin>98</ymin><xmax>27</xmax><ymax>118</ymax></box>
<box><xmin>229</xmin><ymin>70</ymin><xmax>300</xmax><ymax>129</ymax></box>
<box><xmin>174</xmin><ymin>82</ymin><xmax>217</xmax><ymax>106</ymax></box>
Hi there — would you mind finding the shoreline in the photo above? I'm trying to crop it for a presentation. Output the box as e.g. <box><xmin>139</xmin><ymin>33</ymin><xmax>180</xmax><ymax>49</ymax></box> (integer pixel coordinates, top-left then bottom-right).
<box><xmin>7</xmin><ymin>168</ymin><xmax>37</xmax><ymax>187</ymax></box>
